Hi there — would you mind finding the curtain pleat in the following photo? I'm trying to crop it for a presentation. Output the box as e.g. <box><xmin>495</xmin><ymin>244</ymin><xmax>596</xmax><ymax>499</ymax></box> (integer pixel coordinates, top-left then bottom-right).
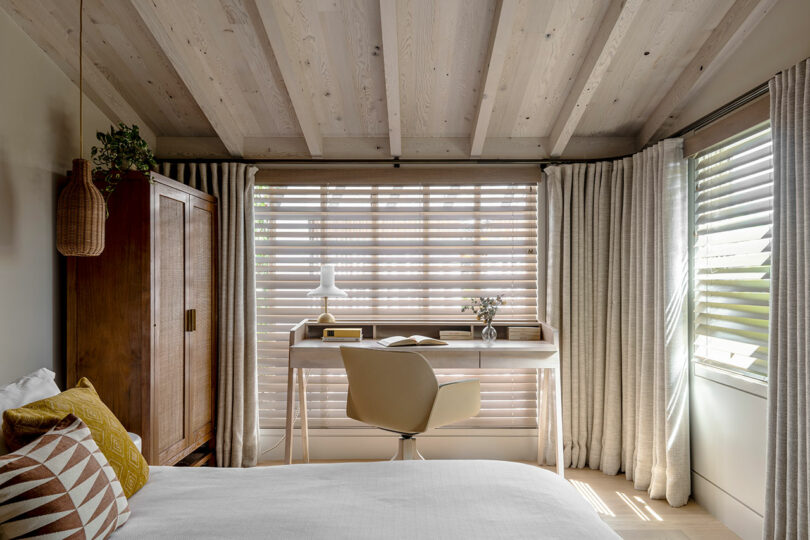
<box><xmin>539</xmin><ymin>139</ymin><xmax>690</xmax><ymax>506</ymax></box>
<box><xmin>765</xmin><ymin>57</ymin><xmax>809</xmax><ymax>540</ymax></box>
<box><xmin>161</xmin><ymin>161</ymin><xmax>260</xmax><ymax>468</ymax></box>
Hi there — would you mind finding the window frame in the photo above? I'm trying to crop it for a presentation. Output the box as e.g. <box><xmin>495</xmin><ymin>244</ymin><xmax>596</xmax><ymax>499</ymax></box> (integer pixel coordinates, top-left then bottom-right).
<box><xmin>688</xmin><ymin>121</ymin><xmax>772</xmax><ymax>388</ymax></box>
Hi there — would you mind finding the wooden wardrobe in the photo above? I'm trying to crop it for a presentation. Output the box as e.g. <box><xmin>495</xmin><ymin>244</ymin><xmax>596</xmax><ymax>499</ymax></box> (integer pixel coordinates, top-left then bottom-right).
<box><xmin>66</xmin><ymin>171</ymin><xmax>217</xmax><ymax>466</ymax></box>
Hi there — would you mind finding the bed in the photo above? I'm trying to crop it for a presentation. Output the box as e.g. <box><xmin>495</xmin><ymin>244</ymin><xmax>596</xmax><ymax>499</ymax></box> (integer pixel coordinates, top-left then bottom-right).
<box><xmin>116</xmin><ymin>460</ymin><xmax>618</xmax><ymax>539</ymax></box>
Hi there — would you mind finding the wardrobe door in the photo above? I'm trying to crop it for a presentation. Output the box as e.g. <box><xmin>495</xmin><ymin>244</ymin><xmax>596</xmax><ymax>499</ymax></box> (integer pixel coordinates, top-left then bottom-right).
<box><xmin>152</xmin><ymin>184</ymin><xmax>189</xmax><ymax>465</ymax></box>
<box><xmin>187</xmin><ymin>196</ymin><xmax>216</xmax><ymax>448</ymax></box>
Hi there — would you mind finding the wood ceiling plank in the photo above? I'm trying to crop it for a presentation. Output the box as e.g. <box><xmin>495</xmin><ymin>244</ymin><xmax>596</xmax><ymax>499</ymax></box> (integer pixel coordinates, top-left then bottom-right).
<box><xmin>79</xmin><ymin>0</ymin><xmax>213</xmax><ymax>137</ymax></box>
<box><xmin>1</xmin><ymin>0</ymin><xmax>157</xmax><ymax>145</ymax></box>
<box><xmin>547</xmin><ymin>0</ymin><xmax>644</xmax><ymax>157</ymax></box>
<box><xmin>254</xmin><ymin>0</ymin><xmax>324</xmax><ymax>157</ymax></box>
<box><xmin>380</xmin><ymin>0</ymin><xmax>401</xmax><ymax>157</ymax></box>
<box><xmin>319</xmin><ymin>1</ymin><xmax>388</xmax><ymax>137</ymax></box>
<box><xmin>397</xmin><ymin>0</ymin><xmax>496</xmax><ymax>137</ymax></box>
<box><xmin>292</xmin><ymin>0</ymin><xmax>350</xmax><ymax>136</ymax></box>
<box><xmin>218</xmin><ymin>0</ymin><xmax>301</xmax><ymax>137</ymax></box>
<box><xmin>130</xmin><ymin>0</ymin><xmax>244</xmax><ymax>156</ymax></box>
<box><xmin>571</xmin><ymin>0</ymin><xmax>734</xmax><ymax>139</ymax></box>
<box><xmin>500</xmin><ymin>0</ymin><xmax>608</xmax><ymax>139</ymax></box>
<box><xmin>470</xmin><ymin>0</ymin><xmax>518</xmax><ymax>157</ymax></box>
<box><xmin>435</xmin><ymin>1</ymin><xmax>496</xmax><ymax>137</ymax></box>
<box><xmin>638</xmin><ymin>0</ymin><xmax>779</xmax><ymax>147</ymax></box>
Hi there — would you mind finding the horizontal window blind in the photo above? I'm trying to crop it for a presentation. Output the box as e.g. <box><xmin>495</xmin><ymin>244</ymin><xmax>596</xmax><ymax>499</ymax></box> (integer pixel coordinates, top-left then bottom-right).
<box><xmin>693</xmin><ymin>122</ymin><xmax>772</xmax><ymax>379</ymax></box>
<box><xmin>255</xmin><ymin>183</ymin><xmax>539</xmax><ymax>429</ymax></box>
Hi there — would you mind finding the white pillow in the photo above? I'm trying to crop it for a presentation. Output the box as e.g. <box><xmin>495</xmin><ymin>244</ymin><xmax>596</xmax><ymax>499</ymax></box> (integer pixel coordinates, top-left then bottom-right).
<box><xmin>0</xmin><ymin>368</ymin><xmax>61</xmax><ymax>454</ymax></box>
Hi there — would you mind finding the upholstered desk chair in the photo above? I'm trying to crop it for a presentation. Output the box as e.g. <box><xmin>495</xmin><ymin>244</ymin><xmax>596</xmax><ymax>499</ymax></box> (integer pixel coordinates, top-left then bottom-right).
<box><xmin>340</xmin><ymin>347</ymin><xmax>481</xmax><ymax>460</ymax></box>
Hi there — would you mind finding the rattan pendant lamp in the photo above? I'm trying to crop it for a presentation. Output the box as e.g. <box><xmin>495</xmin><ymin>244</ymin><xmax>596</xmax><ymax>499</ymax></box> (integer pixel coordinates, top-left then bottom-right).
<box><xmin>56</xmin><ymin>0</ymin><xmax>105</xmax><ymax>257</ymax></box>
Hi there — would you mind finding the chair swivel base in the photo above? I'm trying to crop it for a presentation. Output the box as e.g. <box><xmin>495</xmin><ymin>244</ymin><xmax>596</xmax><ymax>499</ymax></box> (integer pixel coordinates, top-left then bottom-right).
<box><xmin>391</xmin><ymin>435</ymin><xmax>425</xmax><ymax>461</ymax></box>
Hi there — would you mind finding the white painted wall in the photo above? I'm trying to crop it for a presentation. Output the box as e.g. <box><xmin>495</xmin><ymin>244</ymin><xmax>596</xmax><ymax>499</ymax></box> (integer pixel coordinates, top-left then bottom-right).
<box><xmin>690</xmin><ymin>365</ymin><xmax>768</xmax><ymax>540</ymax></box>
<box><xmin>0</xmin><ymin>7</ymin><xmax>112</xmax><ymax>387</ymax></box>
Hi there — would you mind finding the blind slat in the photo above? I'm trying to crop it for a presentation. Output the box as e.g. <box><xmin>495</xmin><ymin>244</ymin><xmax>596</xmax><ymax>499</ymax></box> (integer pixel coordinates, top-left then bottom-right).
<box><xmin>692</xmin><ymin>122</ymin><xmax>772</xmax><ymax>380</ymax></box>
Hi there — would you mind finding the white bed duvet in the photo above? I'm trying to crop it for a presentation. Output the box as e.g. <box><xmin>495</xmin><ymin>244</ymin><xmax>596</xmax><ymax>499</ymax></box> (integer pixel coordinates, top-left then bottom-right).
<box><xmin>116</xmin><ymin>460</ymin><xmax>618</xmax><ymax>539</ymax></box>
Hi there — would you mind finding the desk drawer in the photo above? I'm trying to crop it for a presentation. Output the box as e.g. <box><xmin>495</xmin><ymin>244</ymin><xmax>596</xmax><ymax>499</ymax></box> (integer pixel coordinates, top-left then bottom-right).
<box><xmin>480</xmin><ymin>351</ymin><xmax>556</xmax><ymax>368</ymax></box>
<box><xmin>420</xmin><ymin>350</ymin><xmax>479</xmax><ymax>369</ymax></box>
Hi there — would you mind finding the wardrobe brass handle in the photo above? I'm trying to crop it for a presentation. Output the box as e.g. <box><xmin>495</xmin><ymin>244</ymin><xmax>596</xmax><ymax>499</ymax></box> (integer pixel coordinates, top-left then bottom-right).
<box><xmin>186</xmin><ymin>309</ymin><xmax>197</xmax><ymax>332</ymax></box>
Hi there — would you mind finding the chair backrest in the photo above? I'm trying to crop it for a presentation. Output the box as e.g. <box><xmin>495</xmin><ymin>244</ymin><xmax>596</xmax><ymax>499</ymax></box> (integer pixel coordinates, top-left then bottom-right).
<box><xmin>340</xmin><ymin>347</ymin><xmax>439</xmax><ymax>434</ymax></box>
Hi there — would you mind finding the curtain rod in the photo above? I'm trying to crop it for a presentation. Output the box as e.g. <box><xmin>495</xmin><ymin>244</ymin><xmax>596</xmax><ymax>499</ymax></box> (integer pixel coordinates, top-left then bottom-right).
<box><xmin>159</xmin><ymin>82</ymin><xmax>770</xmax><ymax>168</ymax></box>
<box><xmin>669</xmin><ymin>81</ymin><xmax>769</xmax><ymax>139</ymax></box>
<box><xmin>158</xmin><ymin>157</ymin><xmax>617</xmax><ymax>166</ymax></box>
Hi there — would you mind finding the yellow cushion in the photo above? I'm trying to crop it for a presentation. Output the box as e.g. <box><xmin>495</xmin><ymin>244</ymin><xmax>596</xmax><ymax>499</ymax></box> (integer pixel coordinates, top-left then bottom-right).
<box><xmin>2</xmin><ymin>378</ymin><xmax>149</xmax><ymax>497</ymax></box>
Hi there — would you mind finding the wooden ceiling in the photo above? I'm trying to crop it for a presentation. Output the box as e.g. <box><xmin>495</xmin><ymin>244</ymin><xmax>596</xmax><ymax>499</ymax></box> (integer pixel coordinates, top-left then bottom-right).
<box><xmin>1</xmin><ymin>0</ymin><xmax>778</xmax><ymax>160</ymax></box>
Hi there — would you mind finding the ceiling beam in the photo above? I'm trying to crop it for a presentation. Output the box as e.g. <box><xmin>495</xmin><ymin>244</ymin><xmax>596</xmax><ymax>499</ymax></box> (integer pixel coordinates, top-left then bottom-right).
<box><xmin>470</xmin><ymin>0</ymin><xmax>518</xmax><ymax>157</ymax></box>
<box><xmin>379</xmin><ymin>0</ymin><xmax>401</xmax><ymax>158</ymax></box>
<box><xmin>638</xmin><ymin>0</ymin><xmax>778</xmax><ymax>147</ymax></box>
<box><xmin>0</xmin><ymin>0</ymin><xmax>156</xmax><ymax>146</ymax></box>
<box><xmin>129</xmin><ymin>0</ymin><xmax>243</xmax><ymax>156</ymax></box>
<box><xmin>253</xmin><ymin>1</ymin><xmax>323</xmax><ymax>158</ymax></box>
<box><xmin>547</xmin><ymin>0</ymin><xmax>644</xmax><ymax>157</ymax></box>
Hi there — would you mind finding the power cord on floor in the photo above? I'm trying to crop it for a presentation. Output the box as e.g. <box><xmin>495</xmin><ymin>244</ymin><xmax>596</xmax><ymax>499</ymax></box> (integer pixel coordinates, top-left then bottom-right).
<box><xmin>260</xmin><ymin>369</ymin><xmax>309</xmax><ymax>457</ymax></box>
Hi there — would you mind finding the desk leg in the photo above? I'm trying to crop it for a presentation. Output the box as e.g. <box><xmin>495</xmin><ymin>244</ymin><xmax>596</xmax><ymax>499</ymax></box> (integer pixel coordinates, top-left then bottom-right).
<box><xmin>554</xmin><ymin>361</ymin><xmax>564</xmax><ymax>477</ymax></box>
<box><xmin>284</xmin><ymin>367</ymin><xmax>295</xmax><ymax>465</ymax></box>
<box><xmin>298</xmin><ymin>368</ymin><xmax>310</xmax><ymax>463</ymax></box>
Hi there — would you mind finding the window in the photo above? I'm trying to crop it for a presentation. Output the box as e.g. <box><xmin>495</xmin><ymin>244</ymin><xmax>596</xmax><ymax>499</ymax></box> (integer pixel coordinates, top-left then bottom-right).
<box><xmin>254</xmin><ymin>182</ymin><xmax>539</xmax><ymax>429</ymax></box>
<box><xmin>692</xmin><ymin>122</ymin><xmax>773</xmax><ymax>380</ymax></box>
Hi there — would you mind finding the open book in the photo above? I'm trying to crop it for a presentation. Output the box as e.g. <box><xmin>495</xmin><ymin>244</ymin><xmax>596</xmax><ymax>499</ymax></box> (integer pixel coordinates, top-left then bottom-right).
<box><xmin>377</xmin><ymin>335</ymin><xmax>448</xmax><ymax>347</ymax></box>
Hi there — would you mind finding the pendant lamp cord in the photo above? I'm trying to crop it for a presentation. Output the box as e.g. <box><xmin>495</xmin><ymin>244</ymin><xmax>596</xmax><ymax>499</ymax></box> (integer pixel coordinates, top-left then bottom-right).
<box><xmin>79</xmin><ymin>0</ymin><xmax>83</xmax><ymax>159</ymax></box>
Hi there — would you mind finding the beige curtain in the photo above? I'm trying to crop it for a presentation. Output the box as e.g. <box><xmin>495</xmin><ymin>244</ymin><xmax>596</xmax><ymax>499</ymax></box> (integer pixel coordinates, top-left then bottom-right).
<box><xmin>162</xmin><ymin>162</ymin><xmax>260</xmax><ymax>468</ymax></box>
<box><xmin>765</xmin><ymin>58</ymin><xmax>809</xmax><ymax>540</ymax></box>
<box><xmin>538</xmin><ymin>139</ymin><xmax>690</xmax><ymax>507</ymax></box>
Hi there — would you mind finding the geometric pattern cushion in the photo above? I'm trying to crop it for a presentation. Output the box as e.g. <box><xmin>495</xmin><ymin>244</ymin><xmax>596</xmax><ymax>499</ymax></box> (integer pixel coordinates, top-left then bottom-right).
<box><xmin>0</xmin><ymin>414</ymin><xmax>130</xmax><ymax>539</ymax></box>
<box><xmin>2</xmin><ymin>378</ymin><xmax>148</xmax><ymax>498</ymax></box>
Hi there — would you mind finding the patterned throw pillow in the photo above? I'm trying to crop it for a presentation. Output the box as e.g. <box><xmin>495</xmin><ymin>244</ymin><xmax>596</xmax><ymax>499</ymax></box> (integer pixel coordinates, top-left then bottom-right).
<box><xmin>2</xmin><ymin>378</ymin><xmax>149</xmax><ymax>497</ymax></box>
<box><xmin>0</xmin><ymin>414</ymin><xmax>130</xmax><ymax>539</ymax></box>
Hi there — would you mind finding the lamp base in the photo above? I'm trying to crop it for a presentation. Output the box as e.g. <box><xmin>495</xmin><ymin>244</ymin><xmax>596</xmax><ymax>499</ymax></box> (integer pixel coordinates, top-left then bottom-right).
<box><xmin>317</xmin><ymin>312</ymin><xmax>336</xmax><ymax>323</ymax></box>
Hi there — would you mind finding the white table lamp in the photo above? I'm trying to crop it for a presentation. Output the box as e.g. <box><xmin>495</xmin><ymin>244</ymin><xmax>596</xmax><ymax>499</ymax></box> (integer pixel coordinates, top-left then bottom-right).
<box><xmin>307</xmin><ymin>264</ymin><xmax>347</xmax><ymax>323</ymax></box>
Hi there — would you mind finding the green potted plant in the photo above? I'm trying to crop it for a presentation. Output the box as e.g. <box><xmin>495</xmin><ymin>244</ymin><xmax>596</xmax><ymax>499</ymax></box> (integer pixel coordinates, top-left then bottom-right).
<box><xmin>91</xmin><ymin>123</ymin><xmax>157</xmax><ymax>207</ymax></box>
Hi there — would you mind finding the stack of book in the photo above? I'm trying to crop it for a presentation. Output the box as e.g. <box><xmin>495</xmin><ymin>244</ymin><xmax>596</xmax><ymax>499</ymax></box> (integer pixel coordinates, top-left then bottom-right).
<box><xmin>507</xmin><ymin>326</ymin><xmax>541</xmax><ymax>341</ymax></box>
<box><xmin>322</xmin><ymin>328</ymin><xmax>363</xmax><ymax>342</ymax></box>
<box><xmin>439</xmin><ymin>330</ymin><xmax>473</xmax><ymax>340</ymax></box>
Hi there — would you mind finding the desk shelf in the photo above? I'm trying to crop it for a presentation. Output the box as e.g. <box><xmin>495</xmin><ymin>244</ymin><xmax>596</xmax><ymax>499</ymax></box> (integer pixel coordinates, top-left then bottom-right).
<box><xmin>293</xmin><ymin>319</ymin><xmax>555</xmax><ymax>342</ymax></box>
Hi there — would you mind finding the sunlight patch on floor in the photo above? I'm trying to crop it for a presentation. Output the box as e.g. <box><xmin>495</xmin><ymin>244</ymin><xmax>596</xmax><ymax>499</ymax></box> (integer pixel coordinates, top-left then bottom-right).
<box><xmin>570</xmin><ymin>480</ymin><xmax>616</xmax><ymax>517</ymax></box>
<box><xmin>634</xmin><ymin>495</ymin><xmax>664</xmax><ymax>521</ymax></box>
<box><xmin>617</xmin><ymin>492</ymin><xmax>651</xmax><ymax>521</ymax></box>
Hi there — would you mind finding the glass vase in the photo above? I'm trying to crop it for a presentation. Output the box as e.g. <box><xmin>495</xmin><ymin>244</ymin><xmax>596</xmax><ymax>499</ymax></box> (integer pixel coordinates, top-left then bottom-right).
<box><xmin>481</xmin><ymin>322</ymin><xmax>497</xmax><ymax>344</ymax></box>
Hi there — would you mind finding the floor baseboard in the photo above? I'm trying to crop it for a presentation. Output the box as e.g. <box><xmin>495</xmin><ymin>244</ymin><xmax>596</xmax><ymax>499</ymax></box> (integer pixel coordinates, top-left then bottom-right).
<box><xmin>692</xmin><ymin>471</ymin><xmax>763</xmax><ymax>540</ymax></box>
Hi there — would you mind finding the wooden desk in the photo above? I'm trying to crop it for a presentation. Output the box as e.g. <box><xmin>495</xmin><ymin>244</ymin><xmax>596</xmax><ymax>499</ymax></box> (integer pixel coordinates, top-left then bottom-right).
<box><xmin>285</xmin><ymin>320</ymin><xmax>563</xmax><ymax>476</ymax></box>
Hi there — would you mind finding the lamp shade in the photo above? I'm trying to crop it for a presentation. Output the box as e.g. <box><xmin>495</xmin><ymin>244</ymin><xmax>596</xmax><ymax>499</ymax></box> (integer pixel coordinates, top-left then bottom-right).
<box><xmin>56</xmin><ymin>158</ymin><xmax>105</xmax><ymax>256</ymax></box>
<box><xmin>307</xmin><ymin>264</ymin><xmax>347</xmax><ymax>298</ymax></box>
